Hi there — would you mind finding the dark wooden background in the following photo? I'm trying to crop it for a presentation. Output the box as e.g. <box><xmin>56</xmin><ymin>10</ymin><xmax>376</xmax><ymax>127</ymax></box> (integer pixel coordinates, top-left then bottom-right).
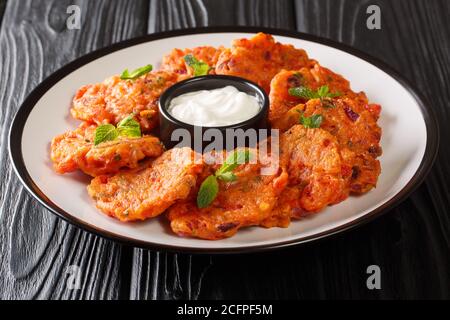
<box><xmin>0</xmin><ymin>0</ymin><xmax>448</xmax><ymax>300</ymax></box>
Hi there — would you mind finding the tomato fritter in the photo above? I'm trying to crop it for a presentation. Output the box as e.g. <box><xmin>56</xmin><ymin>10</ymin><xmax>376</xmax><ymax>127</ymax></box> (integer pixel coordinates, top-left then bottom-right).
<box><xmin>50</xmin><ymin>123</ymin><xmax>164</xmax><ymax>176</ymax></box>
<box><xmin>215</xmin><ymin>33</ymin><xmax>310</xmax><ymax>92</ymax></box>
<box><xmin>50</xmin><ymin>123</ymin><xmax>95</xmax><ymax>174</ymax></box>
<box><xmin>268</xmin><ymin>63</ymin><xmax>382</xmax><ymax>194</ymax></box>
<box><xmin>88</xmin><ymin>148</ymin><xmax>203</xmax><ymax>222</ymax></box>
<box><xmin>161</xmin><ymin>46</ymin><xmax>225</xmax><ymax>75</ymax></box>
<box><xmin>269</xmin><ymin>65</ymin><xmax>357</xmax><ymax>125</ymax></box>
<box><xmin>277</xmin><ymin>125</ymin><xmax>349</xmax><ymax>213</ymax></box>
<box><xmin>259</xmin><ymin>187</ymin><xmax>302</xmax><ymax>228</ymax></box>
<box><xmin>167</xmin><ymin>149</ymin><xmax>289</xmax><ymax>240</ymax></box>
<box><xmin>275</xmin><ymin>97</ymin><xmax>381</xmax><ymax>193</ymax></box>
<box><xmin>71</xmin><ymin>71</ymin><xmax>183</xmax><ymax>132</ymax></box>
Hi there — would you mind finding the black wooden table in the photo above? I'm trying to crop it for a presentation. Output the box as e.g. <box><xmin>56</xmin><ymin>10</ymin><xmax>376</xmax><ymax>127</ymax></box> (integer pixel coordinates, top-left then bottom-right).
<box><xmin>0</xmin><ymin>0</ymin><xmax>448</xmax><ymax>300</ymax></box>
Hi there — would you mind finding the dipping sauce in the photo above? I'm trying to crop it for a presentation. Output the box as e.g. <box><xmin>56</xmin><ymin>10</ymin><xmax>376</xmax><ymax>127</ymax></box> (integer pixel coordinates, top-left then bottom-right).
<box><xmin>167</xmin><ymin>85</ymin><xmax>261</xmax><ymax>126</ymax></box>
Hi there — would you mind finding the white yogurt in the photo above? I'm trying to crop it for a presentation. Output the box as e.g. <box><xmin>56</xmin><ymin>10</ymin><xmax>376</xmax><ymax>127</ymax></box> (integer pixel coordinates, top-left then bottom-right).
<box><xmin>167</xmin><ymin>86</ymin><xmax>261</xmax><ymax>127</ymax></box>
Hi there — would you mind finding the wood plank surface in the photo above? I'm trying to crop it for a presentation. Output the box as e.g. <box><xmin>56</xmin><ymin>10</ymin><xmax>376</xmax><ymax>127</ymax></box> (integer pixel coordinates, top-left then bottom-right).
<box><xmin>0</xmin><ymin>0</ymin><xmax>448</xmax><ymax>300</ymax></box>
<box><xmin>0</xmin><ymin>0</ymin><xmax>148</xmax><ymax>300</ymax></box>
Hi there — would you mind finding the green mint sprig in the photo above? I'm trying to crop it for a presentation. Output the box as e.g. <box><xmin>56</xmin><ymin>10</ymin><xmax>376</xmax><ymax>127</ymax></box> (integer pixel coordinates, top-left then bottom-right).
<box><xmin>94</xmin><ymin>124</ymin><xmax>119</xmax><ymax>146</ymax></box>
<box><xmin>120</xmin><ymin>64</ymin><xmax>153</xmax><ymax>80</ymax></box>
<box><xmin>197</xmin><ymin>150</ymin><xmax>252</xmax><ymax>208</ymax></box>
<box><xmin>296</xmin><ymin>110</ymin><xmax>323</xmax><ymax>129</ymax></box>
<box><xmin>289</xmin><ymin>85</ymin><xmax>341</xmax><ymax>102</ymax></box>
<box><xmin>94</xmin><ymin>114</ymin><xmax>141</xmax><ymax>146</ymax></box>
<box><xmin>183</xmin><ymin>54</ymin><xmax>210</xmax><ymax>76</ymax></box>
<box><xmin>116</xmin><ymin>114</ymin><xmax>141</xmax><ymax>137</ymax></box>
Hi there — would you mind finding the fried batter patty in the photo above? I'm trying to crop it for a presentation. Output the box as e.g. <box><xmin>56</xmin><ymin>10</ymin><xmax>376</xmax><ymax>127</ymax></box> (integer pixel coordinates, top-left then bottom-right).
<box><xmin>167</xmin><ymin>149</ymin><xmax>289</xmax><ymax>240</ymax></box>
<box><xmin>274</xmin><ymin>97</ymin><xmax>381</xmax><ymax>193</ymax></box>
<box><xmin>269</xmin><ymin>64</ymin><xmax>382</xmax><ymax>194</ymax></box>
<box><xmin>215</xmin><ymin>33</ymin><xmax>310</xmax><ymax>93</ymax></box>
<box><xmin>261</xmin><ymin>126</ymin><xmax>350</xmax><ymax>227</ymax></box>
<box><xmin>161</xmin><ymin>46</ymin><xmax>225</xmax><ymax>75</ymax></box>
<box><xmin>269</xmin><ymin>65</ymin><xmax>358</xmax><ymax>125</ymax></box>
<box><xmin>168</xmin><ymin>128</ymin><xmax>352</xmax><ymax>238</ymax></box>
<box><xmin>88</xmin><ymin>148</ymin><xmax>203</xmax><ymax>221</ymax></box>
<box><xmin>50</xmin><ymin>122</ymin><xmax>164</xmax><ymax>176</ymax></box>
<box><xmin>278</xmin><ymin>125</ymin><xmax>349</xmax><ymax>213</ymax></box>
<box><xmin>71</xmin><ymin>71</ymin><xmax>183</xmax><ymax>132</ymax></box>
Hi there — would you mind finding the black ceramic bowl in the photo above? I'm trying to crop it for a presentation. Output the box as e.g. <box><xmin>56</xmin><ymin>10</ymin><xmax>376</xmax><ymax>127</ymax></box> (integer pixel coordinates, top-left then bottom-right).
<box><xmin>158</xmin><ymin>75</ymin><xmax>269</xmax><ymax>152</ymax></box>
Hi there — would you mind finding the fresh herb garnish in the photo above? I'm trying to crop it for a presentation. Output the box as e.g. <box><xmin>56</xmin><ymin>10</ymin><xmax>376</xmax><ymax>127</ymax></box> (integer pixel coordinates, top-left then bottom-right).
<box><xmin>117</xmin><ymin>114</ymin><xmax>141</xmax><ymax>138</ymax></box>
<box><xmin>196</xmin><ymin>175</ymin><xmax>219</xmax><ymax>209</ymax></box>
<box><xmin>317</xmin><ymin>85</ymin><xmax>340</xmax><ymax>98</ymax></box>
<box><xmin>216</xmin><ymin>171</ymin><xmax>237</xmax><ymax>182</ymax></box>
<box><xmin>94</xmin><ymin>115</ymin><xmax>141</xmax><ymax>145</ymax></box>
<box><xmin>215</xmin><ymin>150</ymin><xmax>252</xmax><ymax>177</ymax></box>
<box><xmin>197</xmin><ymin>150</ymin><xmax>253</xmax><ymax>208</ymax></box>
<box><xmin>299</xmin><ymin>113</ymin><xmax>323</xmax><ymax>128</ymax></box>
<box><xmin>289</xmin><ymin>85</ymin><xmax>341</xmax><ymax>101</ymax></box>
<box><xmin>94</xmin><ymin>124</ymin><xmax>118</xmax><ymax>146</ymax></box>
<box><xmin>120</xmin><ymin>64</ymin><xmax>153</xmax><ymax>80</ymax></box>
<box><xmin>184</xmin><ymin>54</ymin><xmax>210</xmax><ymax>76</ymax></box>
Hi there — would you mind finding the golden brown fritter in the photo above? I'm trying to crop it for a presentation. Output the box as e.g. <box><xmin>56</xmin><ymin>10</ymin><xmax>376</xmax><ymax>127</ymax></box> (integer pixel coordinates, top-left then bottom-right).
<box><xmin>88</xmin><ymin>148</ymin><xmax>203</xmax><ymax>222</ymax></box>
<box><xmin>305</xmin><ymin>98</ymin><xmax>381</xmax><ymax>193</ymax></box>
<box><xmin>71</xmin><ymin>71</ymin><xmax>184</xmax><ymax>132</ymax></box>
<box><xmin>279</xmin><ymin>125</ymin><xmax>349</xmax><ymax>213</ymax></box>
<box><xmin>168</xmin><ymin>127</ymin><xmax>353</xmax><ymax>238</ymax></box>
<box><xmin>269</xmin><ymin>65</ymin><xmax>356</xmax><ymax>125</ymax></box>
<box><xmin>50</xmin><ymin>123</ymin><xmax>164</xmax><ymax>177</ymax></box>
<box><xmin>50</xmin><ymin>122</ymin><xmax>95</xmax><ymax>174</ymax></box>
<box><xmin>167</xmin><ymin>149</ymin><xmax>289</xmax><ymax>240</ymax></box>
<box><xmin>268</xmin><ymin>63</ymin><xmax>382</xmax><ymax>194</ymax></box>
<box><xmin>161</xmin><ymin>46</ymin><xmax>225</xmax><ymax>75</ymax></box>
<box><xmin>215</xmin><ymin>33</ymin><xmax>310</xmax><ymax>93</ymax></box>
<box><xmin>275</xmin><ymin>98</ymin><xmax>381</xmax><ymax>194</ymax></box>
<box><xmin>259</xmin><ymin>186</ymin><xmax>302</xmax><ymax>228</ymax></box>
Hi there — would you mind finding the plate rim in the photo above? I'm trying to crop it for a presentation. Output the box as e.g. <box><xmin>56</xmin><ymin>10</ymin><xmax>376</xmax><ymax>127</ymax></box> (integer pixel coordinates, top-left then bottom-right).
<box><xmin>8</xmin><ymin>26</ymin><xmax>440</xmax><ymax>254</ymax></box>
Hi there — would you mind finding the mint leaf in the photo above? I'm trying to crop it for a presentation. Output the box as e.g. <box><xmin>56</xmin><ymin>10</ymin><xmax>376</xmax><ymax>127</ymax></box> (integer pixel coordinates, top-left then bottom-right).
<box><xmin>289</xmin><ymin>85</ymin><xmax>341</xmax><ymax>100</ymax></box>
<box><xmin>216</xmin><ymin>150</ymin><xmax>252</xmax><ymax>176</ymax></box>
<box><xmin>317</xmin><ymin>85</ymin><xmax>329</xmax><ymax>97</ymax></box>
<box><xmin>196</xmin><ymin>150</ymin><xmax>253</xmax><ymax>208</ymax></box>
<box><xmin>316</xmin><ymin>85</ymin><xmax>342</xmax><ymax>98</ymax></box>
<box><xmin>117</xmin><ymin>114</ymin><xmax>139</xmax><ymax>128</ymax></box>
<box><xmin>184</xmin><ymin>54</ymin><xmax>210</xmax><ymax>76</ymax></box>
<box><xmin>197</xmin><ymin>175</ymin><xmax>219</xmax><ymax>208</ymax></box>
<box><xmin>217</xmin><ymin>171</ymin><xmax>237</xmax><ymax>182</ymax></box>
<box><xmin>94</xmin><ymin>115</ymin><xmax>142</xmax><ymax>145</ymax></box>
<box><xmin>117</xmin><ymin>115</ymin><xmax>141</xmax><ymax>138</ymax></box>
<box><xmin>288</xmin><ymin>86</ymin><xmax>318</xmax><ymax>99</ymax></box>
<box><xmin>120</xmin><ymin>64</ymin><xmax>153</xmax><ymax>80</ymax></box>
<box><xmin>300</xmin><ymin>114</ymin><xmax>323</xmax><ymax>128</ymax></box>
<box><xmin>196</xmin><ymin>150</ymin><xmax>254</xmax><ymax>208</ymax></box>
<box><xmin>94</xmin><ymin>124</ymin><xmax>119</xmax><ymax>145</ymax></box>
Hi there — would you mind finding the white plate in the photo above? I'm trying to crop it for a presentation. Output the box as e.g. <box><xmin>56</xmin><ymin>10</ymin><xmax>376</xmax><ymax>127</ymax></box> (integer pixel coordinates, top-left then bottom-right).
<box><xmin>9</xmin><ymin>27</ymin><xmax>439</xmax><ymax>253</ymax></box>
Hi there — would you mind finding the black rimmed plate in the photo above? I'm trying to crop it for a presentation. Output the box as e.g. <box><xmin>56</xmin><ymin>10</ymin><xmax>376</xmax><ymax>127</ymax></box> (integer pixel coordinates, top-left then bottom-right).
<box><xmin>9</xmin><ymin>27</ymin><xmax>439</xmax><ymax>254</ymax></box>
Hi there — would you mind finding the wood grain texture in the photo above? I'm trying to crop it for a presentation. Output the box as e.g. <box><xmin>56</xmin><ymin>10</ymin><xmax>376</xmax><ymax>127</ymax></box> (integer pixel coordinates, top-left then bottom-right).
<box><xmin>0</xmin><ymin>0</ymin><xmax>6</xmax><ymax>26</ymax></box>
<box><xmin>0</xmin><ymin>0</ymin><xmax>148</xmax><ymax>300</ymax></box>
<box><xmin>0</xmin><ymin>0</ymin><xmax>449</xmax><ymax>300</ymax></box>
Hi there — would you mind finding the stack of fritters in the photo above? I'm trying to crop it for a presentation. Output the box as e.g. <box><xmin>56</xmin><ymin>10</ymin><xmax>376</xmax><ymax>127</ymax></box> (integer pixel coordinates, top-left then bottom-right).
<box><xmin>50</xmin><ymin>33</ymin><xmax>382</xmax><ymax>240</ymax></box>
